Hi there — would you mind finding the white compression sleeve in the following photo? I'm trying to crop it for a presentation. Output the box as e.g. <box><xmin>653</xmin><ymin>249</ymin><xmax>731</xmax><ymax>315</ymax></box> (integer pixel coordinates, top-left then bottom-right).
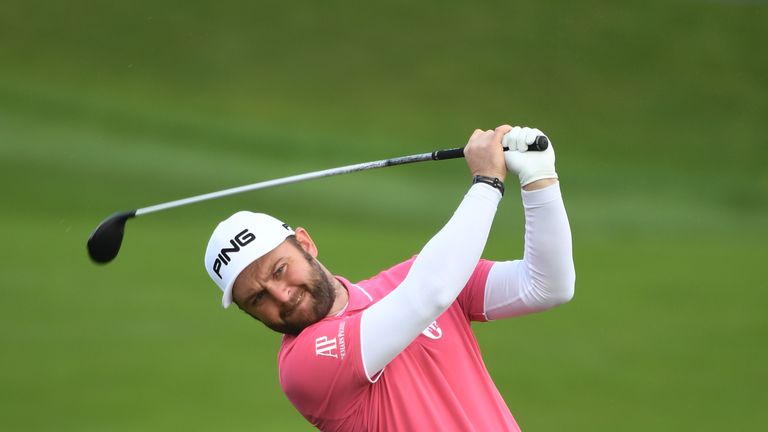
<box><xmin>484</xmin><ymin>183</ymin><xmax>575</xmax><ymax>320</ymax></box>
<box><xmin>360</xmin><ymin>183</ymin><xmax>501</xmax><ymax>379</ymax></box>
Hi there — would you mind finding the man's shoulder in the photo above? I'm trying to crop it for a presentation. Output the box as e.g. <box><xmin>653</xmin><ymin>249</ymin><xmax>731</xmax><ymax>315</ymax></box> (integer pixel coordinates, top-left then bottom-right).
<box><xmin>278</xmin><ymin>314</ymin><xmax>369</xmax><ymax>406</ymax></box>
<box><xmin>355</xmin><ymin>256</ymin><xmax>417</xmax><ymax>296</ymax></box>
<box><xmin>277</xmin><ymin>316</ymin><xmax>373</xmax><ymax>424</ymax></box>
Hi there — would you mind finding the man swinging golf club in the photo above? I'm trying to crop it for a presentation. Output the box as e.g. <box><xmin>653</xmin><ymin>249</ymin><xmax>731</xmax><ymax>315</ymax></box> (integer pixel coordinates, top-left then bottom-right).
<box><xmin>204</xmin><ymin>124</ymin><xmax>575</xmax><ymax>431</ymax></box>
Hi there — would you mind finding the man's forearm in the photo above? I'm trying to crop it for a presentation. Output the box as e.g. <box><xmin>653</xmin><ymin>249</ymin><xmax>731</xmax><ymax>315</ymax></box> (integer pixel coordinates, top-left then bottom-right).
<box><xmin>484</xmin><ymin>182</ymin><xmax>575</xmax><ymax>319</ymax></box>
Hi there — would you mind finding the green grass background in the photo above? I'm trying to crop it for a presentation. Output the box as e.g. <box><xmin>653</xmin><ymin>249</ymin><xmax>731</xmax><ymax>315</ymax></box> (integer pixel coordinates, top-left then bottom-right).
<box><xmin>1</xmin><ymin>0</ymin><xmax>767</xmax><ymax>430</ymax></box>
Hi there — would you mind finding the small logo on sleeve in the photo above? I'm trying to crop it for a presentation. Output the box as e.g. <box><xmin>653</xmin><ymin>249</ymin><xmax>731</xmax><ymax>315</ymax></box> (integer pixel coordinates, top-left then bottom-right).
<box><xmin>421</xmin><ymin>321</ymin><xmax>443</xmax><ymax>340</ymax></box>
<box><xmin>315</xmin><ymin>336</ymin><xmax>338</xmax><ymax>359</ymax></box>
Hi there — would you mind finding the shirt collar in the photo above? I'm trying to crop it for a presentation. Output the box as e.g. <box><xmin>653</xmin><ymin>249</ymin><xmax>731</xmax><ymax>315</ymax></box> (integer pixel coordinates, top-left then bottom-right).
<box><xmin>335</xmin><ymin>276</ymin><xmax>374</xmax><ymax>314</ymax></box>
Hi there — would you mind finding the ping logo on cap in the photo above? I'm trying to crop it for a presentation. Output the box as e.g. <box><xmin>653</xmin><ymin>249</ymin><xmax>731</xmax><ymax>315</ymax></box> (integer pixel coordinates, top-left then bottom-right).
<box><xmin>212</xmin><ymin>229</ymin><xmax>256</xmax><ymax>278</ymax></box>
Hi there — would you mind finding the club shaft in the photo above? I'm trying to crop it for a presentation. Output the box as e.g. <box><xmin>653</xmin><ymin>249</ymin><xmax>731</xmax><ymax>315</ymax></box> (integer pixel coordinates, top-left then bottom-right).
<box><xmin>133</xmin><ymin>135</ymin><xmax>547</xmax><ymax>217</ymax></box>
<box><xmin>135</xmin><ymin>152</ymin><xmax>436</xmax><ymax>216</ymax></box>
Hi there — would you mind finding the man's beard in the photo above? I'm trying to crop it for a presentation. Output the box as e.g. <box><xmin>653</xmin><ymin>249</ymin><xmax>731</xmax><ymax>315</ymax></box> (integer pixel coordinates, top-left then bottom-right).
<box><xmin>265</xmin><ymin>252</ymin><xmax>337</xmax><ymax>336</ymax></box>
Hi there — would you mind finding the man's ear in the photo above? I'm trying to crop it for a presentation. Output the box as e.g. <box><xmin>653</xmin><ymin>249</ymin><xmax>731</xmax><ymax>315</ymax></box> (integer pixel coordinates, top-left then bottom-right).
<box><xmin>293</xmin><ymin>227</ymin><xmax>318</xmax><ymax>258</ymax></box>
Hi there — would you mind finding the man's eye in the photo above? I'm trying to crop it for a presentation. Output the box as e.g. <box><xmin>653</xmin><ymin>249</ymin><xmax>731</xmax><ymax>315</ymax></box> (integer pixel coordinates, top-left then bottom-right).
<box><xmin>252</xmin><ymin>291</ymin><xmax>267</xmax><ymax>305</ymax></box>
<box><xmin>274</xmin><ymin>264</ymin><xmax>286</xmax><ymax>277</ymax></box>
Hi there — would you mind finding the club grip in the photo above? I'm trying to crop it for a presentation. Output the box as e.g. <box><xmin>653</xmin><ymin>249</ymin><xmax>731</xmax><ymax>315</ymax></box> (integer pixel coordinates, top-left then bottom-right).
<box><xmin>431</xmin><ymin>135</ymin><xmax>549</xmax><ymax>161</ymax></box>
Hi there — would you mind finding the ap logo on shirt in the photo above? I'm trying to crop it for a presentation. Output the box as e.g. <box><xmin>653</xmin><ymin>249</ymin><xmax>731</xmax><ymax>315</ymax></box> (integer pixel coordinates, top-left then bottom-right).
<box><xmin>315</xmin><ymin>336</ymin><xmax>338</xmax><ymax>358</ymax></box>
<box><xmin>315</xmin><ymin>321</ymin><xmax>347</xmax><ymax>360</ymax></box>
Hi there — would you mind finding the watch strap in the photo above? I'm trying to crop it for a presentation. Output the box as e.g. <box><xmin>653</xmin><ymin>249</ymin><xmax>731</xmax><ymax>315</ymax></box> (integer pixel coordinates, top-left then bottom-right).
<box><xmin>472</xmin><ymin>175</ymin><xmax>505</xmax><ymax>197</ymax></box>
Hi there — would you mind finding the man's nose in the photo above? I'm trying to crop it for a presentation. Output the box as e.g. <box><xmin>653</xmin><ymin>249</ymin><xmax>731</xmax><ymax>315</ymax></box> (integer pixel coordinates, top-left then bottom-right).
<box><xmin>265</xmin><ymin>283</ymin><xmax>293</xmax><ymax>304</ymax></box>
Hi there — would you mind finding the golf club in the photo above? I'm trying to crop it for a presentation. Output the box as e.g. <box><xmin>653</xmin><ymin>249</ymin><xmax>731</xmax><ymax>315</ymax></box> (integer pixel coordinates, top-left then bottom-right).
<box><xmin>87</xmin><ymin>135</ymin><xmax>549</xmax><ymax>264</ymax></box>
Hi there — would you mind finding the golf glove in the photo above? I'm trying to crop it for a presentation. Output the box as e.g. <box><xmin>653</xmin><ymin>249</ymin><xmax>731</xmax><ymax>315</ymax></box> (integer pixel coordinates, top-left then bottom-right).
<box><xmin>503</xmin><ymin>126</ymin><xmax>558</xmax><ymax>186</ymax></box>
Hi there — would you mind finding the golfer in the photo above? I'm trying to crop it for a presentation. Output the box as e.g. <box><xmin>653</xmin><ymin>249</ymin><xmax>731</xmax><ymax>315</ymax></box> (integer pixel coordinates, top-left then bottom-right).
<box><xmin>204</xmin><ymin>125</ymin><xmax>575</xmax><ymax>431</ymax></box>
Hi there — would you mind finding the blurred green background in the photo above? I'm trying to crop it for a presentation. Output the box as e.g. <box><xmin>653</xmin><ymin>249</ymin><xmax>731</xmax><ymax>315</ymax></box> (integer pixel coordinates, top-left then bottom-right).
<box><xmin>2</xmin><ymin>0</ymin><xmax>766</xmax><ymax>430</ymax></box>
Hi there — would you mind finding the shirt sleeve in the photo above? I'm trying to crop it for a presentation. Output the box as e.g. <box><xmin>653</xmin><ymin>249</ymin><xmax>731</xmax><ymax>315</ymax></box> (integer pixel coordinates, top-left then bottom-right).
<box><xmin>483</xmin><ymin>182</ymin><xmax>576</xmax><ymax>319</ymax></box>
<box><xmin>456</xmin><ymin>259</ymin><xmax>495</xmax><ymax>322</ymax></box>
<box><xmin>360</xmin><ymin>183</ymin><xmax>501</xmax><ymax>379</ymax></box>
<box><xmin>279</xmin><ymin>313</ymin><xmax>369</xmax><ymax>423</ymax></box>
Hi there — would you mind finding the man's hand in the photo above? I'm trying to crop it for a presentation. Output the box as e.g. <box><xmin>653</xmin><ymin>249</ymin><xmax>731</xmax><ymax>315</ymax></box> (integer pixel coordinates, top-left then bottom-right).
<box><xmin>464</xmin><ymin>125</ymin><xmax>512</xmax><ymax>183</ymax></box>
<box><xmin>503</xmin><ymin>126</ymin><xmax>558</xmax><ymax>188</ymax></box>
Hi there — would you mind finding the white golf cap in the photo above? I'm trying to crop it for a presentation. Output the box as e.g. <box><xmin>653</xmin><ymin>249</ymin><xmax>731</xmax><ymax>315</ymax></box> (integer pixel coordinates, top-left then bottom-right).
<box><xmin>204</xmin><ymin>211</ymin><xmax>294</xmax><ymax>308</ymax></box>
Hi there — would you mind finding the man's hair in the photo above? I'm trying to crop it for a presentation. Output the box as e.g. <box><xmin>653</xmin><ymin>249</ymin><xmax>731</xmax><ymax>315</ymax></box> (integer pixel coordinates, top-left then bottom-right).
<box><xmin>284</xmin><ymin>234</ymin><xmax>302</xmax><ymax>251</ymax></box>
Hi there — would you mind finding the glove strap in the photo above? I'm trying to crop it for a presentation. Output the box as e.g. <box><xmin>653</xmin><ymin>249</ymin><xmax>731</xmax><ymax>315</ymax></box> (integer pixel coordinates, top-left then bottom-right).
<box><xmin>472</xmin><ymin>175</ymin><xmax>505</xmax><ymax>197</ymax></box>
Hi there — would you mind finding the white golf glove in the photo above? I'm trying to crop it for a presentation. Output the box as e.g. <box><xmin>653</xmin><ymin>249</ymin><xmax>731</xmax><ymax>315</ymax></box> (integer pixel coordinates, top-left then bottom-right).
<box><xmin>502</xmin><ymin>126</ymin><xmax>558</xmax><ymax>186</ymax></box>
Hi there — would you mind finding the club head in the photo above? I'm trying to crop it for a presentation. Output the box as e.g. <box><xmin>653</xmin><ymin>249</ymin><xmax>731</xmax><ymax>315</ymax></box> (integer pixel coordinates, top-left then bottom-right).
<box><xmin>87</xmin><ymin>210</ymin><xmax>136</xmax><ymax>264</ymax></box>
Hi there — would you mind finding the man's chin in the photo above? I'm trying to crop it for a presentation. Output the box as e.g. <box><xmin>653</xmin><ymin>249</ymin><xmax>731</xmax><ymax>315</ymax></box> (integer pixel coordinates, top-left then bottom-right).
<box><xmin>265</xmin><ymin>321</ymin><xmax>304</xmax><ymax>336</ymax></box>
<box><xmin>269</xmin><ymin>312</ymin><xmax>321</xmax><ymax>335</ymax></box>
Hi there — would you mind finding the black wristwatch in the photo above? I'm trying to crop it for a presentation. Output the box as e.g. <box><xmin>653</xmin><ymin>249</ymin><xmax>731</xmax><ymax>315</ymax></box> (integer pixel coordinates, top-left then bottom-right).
<box><xmin>472</xmin><ymin>175</ymin><xmax>505</xmax><ymax>196</ymax></box>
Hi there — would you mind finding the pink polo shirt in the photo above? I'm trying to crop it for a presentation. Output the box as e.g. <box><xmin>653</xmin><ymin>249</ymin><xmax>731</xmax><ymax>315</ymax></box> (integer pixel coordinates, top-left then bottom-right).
<box><xmin>278</xmin><ymin>258</ymin><xmax>520</xmax><ymax>431</ymax></box>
